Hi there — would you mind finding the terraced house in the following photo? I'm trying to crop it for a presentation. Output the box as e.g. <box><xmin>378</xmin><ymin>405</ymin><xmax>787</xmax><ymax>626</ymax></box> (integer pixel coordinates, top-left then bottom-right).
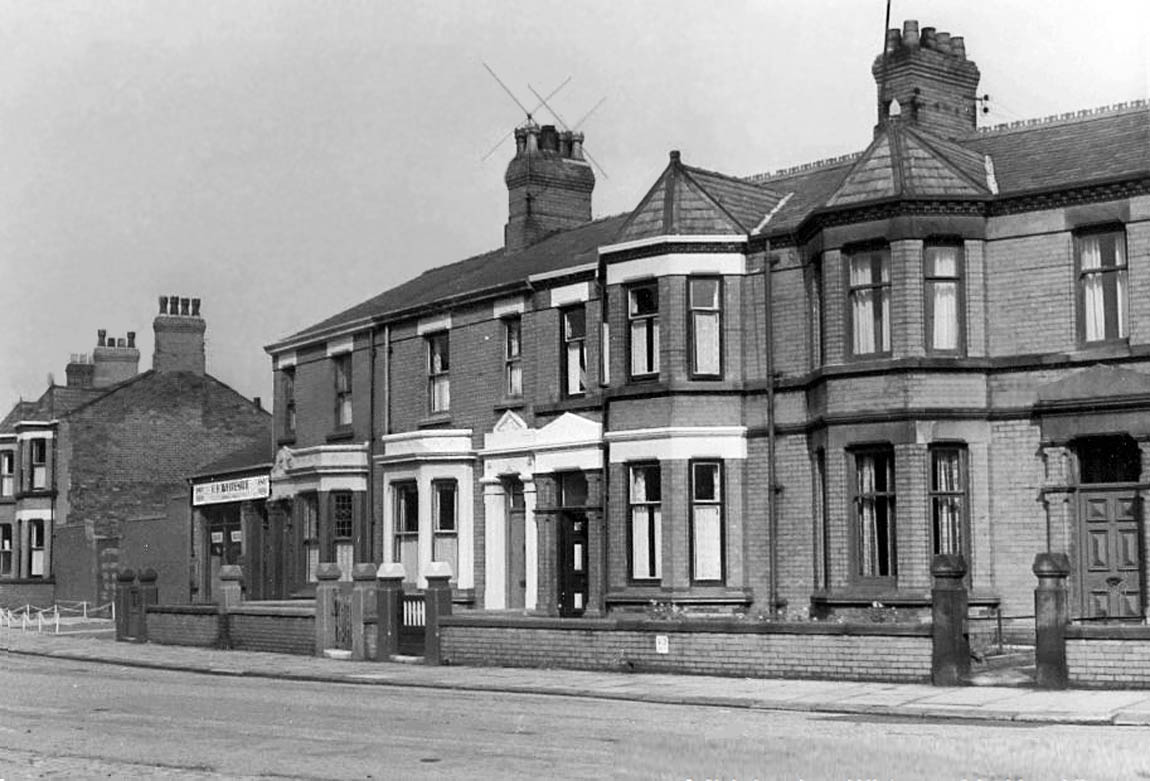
<box><xmin>263</xmin><ymin>20</ymin><xmax>1150</xmax><ymax>624</ymax></box>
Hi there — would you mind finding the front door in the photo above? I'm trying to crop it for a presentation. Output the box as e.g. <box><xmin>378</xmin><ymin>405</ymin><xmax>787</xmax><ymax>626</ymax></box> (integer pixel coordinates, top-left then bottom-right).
<box><xmin>505</xmin><ymin>479</ymin><xmax>526</xmax><ymax>610</ymax></box>
<box><xmin>1079</xmin><ymin>489</ymin><xmax>1143</xmax><ymax>619</ymax></box>
<box><xmin>558</xmin><ymin>510</ymin><xmax>588</xmax><ymax>617</ymax></box>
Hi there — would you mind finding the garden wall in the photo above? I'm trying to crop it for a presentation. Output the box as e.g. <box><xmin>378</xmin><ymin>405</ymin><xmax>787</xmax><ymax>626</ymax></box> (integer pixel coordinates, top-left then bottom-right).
<box><xmin>1066</xmin><ymin>624</ymin><xmax>1150</xmax><ymax>688</ymax></box>
<box><xmin>439</xmin><ymin>615</ymin><xmax>932</xmax><ymax>683</ymax></box>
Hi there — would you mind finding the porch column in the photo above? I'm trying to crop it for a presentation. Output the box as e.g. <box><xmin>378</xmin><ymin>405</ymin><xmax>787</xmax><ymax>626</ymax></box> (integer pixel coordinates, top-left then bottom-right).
<box><xmin>523</xmin><ymin>476</ymin><xmax>538</xmax><ymax>613</ymax></box>
<box><xmin>584</xmin><ymin>470</ymin><xmax>605</xmax><ymax>617</ymax></box>
<box><xmin>533</xmin><ymin>475</ymin><xmax>559</xmax><ymax>616</ymax></box>
<box><xmin>1040</xmin><ymin>444</ymin><xmax>1074</xmax><ymax>555</ymax></box>
<box><xmin>482</xmin><ymin>477</ymin><xmax>506</xmax><ymax>610</ymax></box>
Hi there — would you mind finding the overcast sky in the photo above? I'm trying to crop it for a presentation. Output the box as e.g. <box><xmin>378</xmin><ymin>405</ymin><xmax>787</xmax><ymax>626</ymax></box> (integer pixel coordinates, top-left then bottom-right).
<box><xmin>1</xmin><ymin>0</ymin><xmax>1147</xmax><ymax>410</ymax></box>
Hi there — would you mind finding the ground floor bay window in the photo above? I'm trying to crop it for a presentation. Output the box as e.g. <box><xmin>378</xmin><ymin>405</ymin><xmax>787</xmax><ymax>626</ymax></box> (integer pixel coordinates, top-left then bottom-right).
<box><xmin>853</xmin><ymin>448</ymin><xmax>895</xmax><ymax>582</ymax></box>
<box><xmin>629</xmin><ymin>464</ymin><xmax>662</xmax><ymax>582</ymax></box>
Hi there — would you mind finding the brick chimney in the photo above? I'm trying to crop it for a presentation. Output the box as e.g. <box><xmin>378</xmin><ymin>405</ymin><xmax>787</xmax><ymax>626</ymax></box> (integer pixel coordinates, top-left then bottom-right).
<box><xmin>873</xmin><ymin>20</ymin><xmax>981</xmax><ymax>139</ymax></box>
<box><xmin>65</xmin><ymin>353</ymin><xmax>94</xmax><ymax>388</ymax></box>
<box><xmin>91</xmin><ymin>329</ymin><xmax>141</xmax><ymax>387</ymax></box>
<box><xmin>504</xmin><ymin>122</ymin><xmax>595</xmax><ymax>253</ymax></box>
<box><xmin>153</xmin><ymin>295</ymin><xmax>205</xmax><ymax>375</ymax></box>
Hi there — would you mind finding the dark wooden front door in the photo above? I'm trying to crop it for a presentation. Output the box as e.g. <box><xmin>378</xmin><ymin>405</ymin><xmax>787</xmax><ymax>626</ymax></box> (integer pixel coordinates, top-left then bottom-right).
<box><xmin>558</xmin><ymin>510</ymin><xmax>588</xmax><ymax>617</ymax></box>
<box><xmin>506</xmin><ymin>479</ymin><xmax>526</xmax><ymax>610</ymax></box>
<box><xmin>1079</xmin><ymin>489</ymin><xmax>1143</xmax><ymax>619</ymax></box>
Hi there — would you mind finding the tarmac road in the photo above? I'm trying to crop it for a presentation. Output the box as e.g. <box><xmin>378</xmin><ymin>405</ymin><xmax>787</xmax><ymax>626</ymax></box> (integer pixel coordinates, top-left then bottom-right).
<box><xmin>2</xmin><ymin>654</ymin><xmax>1150</xmax><ymax>780</ymax></box>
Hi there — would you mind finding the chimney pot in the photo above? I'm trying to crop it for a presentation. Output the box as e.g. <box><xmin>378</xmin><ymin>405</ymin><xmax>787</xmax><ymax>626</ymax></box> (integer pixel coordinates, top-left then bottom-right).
<box><xmin>951</xmin><ymin>36</ymin><xmax>966</xmax><ymax>59</ymax></box>
<box><xmin>116</xmin><ymin>337</ymin><xmax>126</xmax><ymax>348</ymax></box>
<box><xmin>127</xmin><ymin>331</ymin><xmax>136</xmax><ymax>348</ymax></box>
<box><xmin>191</xmin><ymin>298</ymin><xmax>201</xmax><ymax>317</ymax></box>
<box><xmin>539</xmin><ymin>124</ymin><xmax>559</xmax><ymax>153</ymax></box>
<box><xmin>571</xmin><ymin>132</ymin><xmax>585</xmax><ymax>161</ymax></box>
<box><xmin>525</xmin><ymin>124</ymin><xmax>539</xmax><ymax>153</ymax></box>
<box><xmin>921</xmin><ymin>26</ymin><xmax>937</xmax><ymax>49</ymax></box>
<box><xmin>902</xmin><ymin>19</ymin><xmax>920</xmax><ymax>47</ymax></box>
<box><xmin>253</xmin><ymin>396</ymin><xmax>262</xmax><ymax>409</ymax></box>
<box><xmin>180</xmin><ymin>297</ymin><xmax>190</xmax><ymax>316</ymax></box>
<box><xmin>97</xmin><ymin>329</ymin><xmax>107</xmax><ymax>347</ymax></box>
<box><xmin>936</xmin><ymin>31</ymin><xmax>952</xmax><ymax>55</ymax></box>
<box><xmin>170</xmin><ymin>294</ymin><xmax>180</xmax><ymax>315</ymax></box>
<box><xmin>159</xmin><ymin>295</ymin><xmax>168</xmax><ymax>315</ymax></box>
<box><xmin>885</xmin><ymin>28</ymin><xmax>902</xmax><ymax>54</ymax></box>
<box><xmin>669</xmin><ymin>150</ymin><xmax>681</xmax><ymax>163</ymax></box>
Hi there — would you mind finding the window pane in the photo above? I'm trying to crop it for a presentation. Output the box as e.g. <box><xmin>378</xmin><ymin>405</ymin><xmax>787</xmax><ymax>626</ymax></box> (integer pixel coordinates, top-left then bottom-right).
<box><xmin>505</xmin><ymin>319</ymin><xmax>521</xmax><ymax>358</ymax></box>
<box><xmin>631</xmin><ymin>507</ymin><xmax>661</xmax><ymax>579</ymax></box>
<box><xmin>693</xmin><ymin>463</ymin><xmax>718</xmax><ymax>501</ymax></box>
<box><xmin>629</xmin><ymin>286</ymin><xmax>658</xmax><ymax>316</ymax></box>
<box><xmin>434</xmin><ymin>482</ymin><xmax>456</xmax><ymax>531</ymax></box>
<box><xmin>693</xmin><ymin>505</ymin><xmax>722</xmax><ymax>581</ymax></box>
<box><xmin>630</xmin><ymin>465</ymin><xmax>660</xmax><ymax>502</ymax></box>
<box><xmin>927</xmin><ymin>246</ymin><xmax>959</xmax><ymax>277</ymax></box>
<box><xmin>855</xmin><ymin>451</ymin><xmax>895</xmax><ymax>578</ymax></box>
<box><xmin>690</xmin><ymin>278</ymin><xmax>719</xmax><ymax>309</ymax></box>
<box><xmin>566</xmin><ymin>341</ymin><xmax>586</xmax><ymax>395</ymax></box>
<box><xmin>931</xmin><ymin>280</ymin><xmax>959</xmax><ymax>350</ymax></box>
<box><xmin>507</xmin><ymin>363</ymin><xmax>523</xmax><ymax>397</ymax></box>
<box><xmin>564</xmin><ymin>308</ymin><xmax>585</xmax><ymax>339</ymax></box>
<box><xmin>852</xmin><ymin>288</ymin><xmax>875</xmax><ymax>354</ymax></box>
<box><xmin>693</xmin><ymin>312</ymin><xmax>721</xmax><ymax>375</ymax></box>
<box><xmin>1084</xmin><ymin>273</ymin><xmax>1105</xmax><ymax>341</ymax></box>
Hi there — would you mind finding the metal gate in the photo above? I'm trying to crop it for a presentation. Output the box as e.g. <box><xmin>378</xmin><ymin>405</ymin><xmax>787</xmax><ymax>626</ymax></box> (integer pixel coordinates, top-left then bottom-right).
<box><xmin>332</xmin><ymin>586</ymin><xmax>353</xmax><ymax>651</ymax></box>
<box><xmin>398</xmin><ymin>593</ymin><xmax>425</xmax><ymax>656</ymax></box>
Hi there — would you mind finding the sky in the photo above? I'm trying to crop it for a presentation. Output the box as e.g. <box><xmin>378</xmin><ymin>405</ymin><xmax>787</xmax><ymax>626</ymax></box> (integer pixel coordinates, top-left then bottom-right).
<box><xmin>1</xmin><ymin>0</ymin><xmax>1147</xmax><ymax>410</ymax></box>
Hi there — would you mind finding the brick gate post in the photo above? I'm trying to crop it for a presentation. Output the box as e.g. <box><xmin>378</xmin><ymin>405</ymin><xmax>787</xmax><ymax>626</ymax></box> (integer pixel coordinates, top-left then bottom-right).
<box><xmin>114</xmin><ymin>569</ymin><xmax>136</xmax><ymax>642</ymax></box>
<box><xmin>350</xmin><ymin>563</ymin><xmax>378</xmax><ymax>661</ymax></box>
<box><xmin>137</xmin><ymin>568</ymin><xmax>159</xmax><ymax>643</ymax></box>
<box><xmin>313</xmin><ymin>563</ymin><xmax>342</xmax><ymax>656</ymax></box>
<box><xmin>931</xmin><ymin>554</ymin><xmax>970</xmax><ymax>686</ymax></box>
<box><xmin>375</xmin><ymin>562</ymin><xmax>405</xmax><ymax>662</ymax></box>
<box><xmin>1033</xmin><ymin>552</ymin><xmax>1071</xmax><ymax>690</ymax></box>
<box><xmin>424</xmin><ymin>561</ymin><xmax>453</xmax><ymax>665</ymax></box>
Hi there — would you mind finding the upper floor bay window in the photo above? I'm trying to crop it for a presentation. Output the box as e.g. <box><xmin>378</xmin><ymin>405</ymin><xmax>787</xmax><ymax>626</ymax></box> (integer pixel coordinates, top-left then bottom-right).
<box><xmin>432</xmin><ymin>479</ymin><xmax>458</xmax><ymax>578</ymax></box>
<box><xmin>1077</xmin><ymin>228</ymin><xmax>1128</xmax><ymax>344</ymax></box>
<box><xmin>427</xmin><ymin>332</ymin><xmax>450</xmax><ymax>413</ymax></box>
<box><xmin>562</xmin><ymin>307</ymin><xmax>587</xmax><ymax>396</ymax></box>
<box><xmin>30</xmin><ymin>439</ymin><xmax>48</xmax><ymax>490</ymax></box>
<box><xmin>925</xmin><ymin>243</ymin><xmax>963</xmax><ymax>353</ymax></box>
<box><xmin>629</xmin><ymin>463</ymin><xmax>662</xmax><ymax>581</ymax></box>
<box><xmin>853</xmin><ymin>447</ymin><xmax>896</xmax><ymax>581</ymax></box>
<box><xmin>848</xmin><ymin>247</ymin><xmax>891</xmax><ymax>356</ymax></box>
<box><xmin>393</xmin><ymin>481</ymin><xmax>419</xmax><ymax>574</ymax></box>
<box><xmin>691</xmin><ymin>461</ymin><xmax>724</xmax><ymax>582</ymax></box>
<box><xmin>333</xmin><ymin>354</ymin><xmax>353</xmax><ymax>428</ymax></box>
<box><xmin>28</xmin><ymin>518</ymin><xmax>46</xmax><ymax>577</ymax></box>
<box><xmin>282</xmin><ymin>367</ymin><xmax>297</xmax><ymax>438</ymax></box>
<box><xmin>628</xmin><ymin>283</ymin><xmax>660</xmax><ymax>379</ymax></box>
<box><xmin>930</xmin><ymin>446</ymin><xmax>967</xmax><ymax>557</ymax></box>
<box><xmin>0</xmin><ymin>451</ymin><xmax>13</xmax><ymax>497</ymax></box>
<box><xmin>504</xmin><ymin>316</ymin><xmax>523</xmax><ymax>397</ymax></box>
<box><xmin>689</xmin><ymin>278</ymin><xmax>722</xmax><ymax>378</ymax></box>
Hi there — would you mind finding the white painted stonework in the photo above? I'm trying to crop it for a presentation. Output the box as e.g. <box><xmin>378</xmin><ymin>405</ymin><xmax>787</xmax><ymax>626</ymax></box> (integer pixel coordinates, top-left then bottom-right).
<box><xmin>605</xmin><ymin>251</ymin><xmax>748</xmax><ymax>285</ymax></box>
<box><xmin>268</xmin><ymin>443</ymin><xmax>370</xmax><ymax>499</ymax></box>
<box><xmin>416</xmin><ymin>313</ymin><xmax>451</xmax><ymax>335</ymax></box>
<box><xmin>325</xmin><ymin>336</ymin><xmax>354</xmax><ymax>356</ymax></box>
<box><xmin>606</xmin><ymin>426</ymin><xmax>748</xmax><ymax>462</ymax></box>
<box><xmin>379</xmin><ymin>429</ymin><xmax>473</xmax><ymax>460</ymax></box>
<box><xmin>548</xmin><ymin>281</ymin><xmax>590</xmax><ymax>308</ymax></box>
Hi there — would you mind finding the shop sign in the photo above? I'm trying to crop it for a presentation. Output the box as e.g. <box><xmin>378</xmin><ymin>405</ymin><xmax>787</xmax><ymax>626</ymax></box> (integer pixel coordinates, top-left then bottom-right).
<box><xmin>193</xmin><ymin>474</ymin><xmax>270</xmax><ymax>506</ymax></box>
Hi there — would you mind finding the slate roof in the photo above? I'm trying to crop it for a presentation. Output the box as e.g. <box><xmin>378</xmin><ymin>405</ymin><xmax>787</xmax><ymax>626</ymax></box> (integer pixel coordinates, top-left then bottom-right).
<box><xmin>191</xmin><ymin>438</ymin><xmax>275</xmax><ymax>480</ymax></box>
<box><xmin>277</xmin><ymin>102</ymin><xmax>1149</xmax><ymax>350</ymax></box>
<box><xmin>0</xmin><ymin>386</ymin><xmax>104</xmax><ymax>433</ymax></box>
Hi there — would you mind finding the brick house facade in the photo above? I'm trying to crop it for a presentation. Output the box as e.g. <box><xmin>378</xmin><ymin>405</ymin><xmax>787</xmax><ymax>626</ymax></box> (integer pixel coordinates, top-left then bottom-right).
<box><xmin>265</xmin><ymin>20</ymin><xmax>1150</xmax><ymax>622</ymax></box>
<box><xmin>0</xmin><ymin>297</ymin><xmax>271</xmax><ymax>607</ymax></box>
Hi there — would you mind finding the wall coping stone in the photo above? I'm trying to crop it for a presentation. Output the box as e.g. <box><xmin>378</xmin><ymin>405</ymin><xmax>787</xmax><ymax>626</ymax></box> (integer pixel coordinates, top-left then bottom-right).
<box><xmin>146</xmin><ymin>605</ymin><xmax>219</xmax><ymax>615</ymax></box>
<box><xmin>438</xmin><ymin>614</ymin><xmax>931</xmax><ymax>637</ymax></box>
<box><xmin>228</xmin><ymin>605</ymin><xmax>315</xmax><ymax>617</ymax></box>
<box><xmin>1067</xmin><ymin>624</ymin><xmax>1150</xmax><ymax>640</ymax></box>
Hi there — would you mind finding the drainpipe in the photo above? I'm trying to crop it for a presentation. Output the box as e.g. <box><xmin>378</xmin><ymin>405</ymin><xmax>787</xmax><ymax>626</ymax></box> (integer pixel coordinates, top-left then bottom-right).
<box><xmin>764</xmin><ymin>240</ymin><xmax>782</xmax><ymax>615</ymax></box>
<box><xmin>367</xmin><ymin>325</ymin><xmax>377</xmax><ymax>564</ymax></box>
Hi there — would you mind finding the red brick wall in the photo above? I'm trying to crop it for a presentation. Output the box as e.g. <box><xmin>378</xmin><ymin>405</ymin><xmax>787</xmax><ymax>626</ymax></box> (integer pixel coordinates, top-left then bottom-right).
<box><xmin>0</xmin><ymin>579</ymin><xmax>56</xmax><ymax>609</ymax></box>
<box><xmin>227</xmin><ymin>606</ymin><xmax>314</xmax><ymax>655</ymax></box>
<box><xmin>146</xmin><ymin>606</ymin><xmax>220</xmax><ymax>647</ymax></box>
<box><xmin>1067</xmin><ymin>626</ymin><xmax>1150</xmax><ymax>688</ymax></box>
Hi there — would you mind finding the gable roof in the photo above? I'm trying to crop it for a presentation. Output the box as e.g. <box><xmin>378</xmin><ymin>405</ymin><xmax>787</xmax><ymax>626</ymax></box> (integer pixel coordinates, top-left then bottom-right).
<box><xmin>191</xmin><ymin>438</ymin><xmax>274</xmax><ymax>480</ymax></box>
<box><xmin>0</xmin><ymin>386</ymin><xmax>105</xmax><ymax>434</ymax></box>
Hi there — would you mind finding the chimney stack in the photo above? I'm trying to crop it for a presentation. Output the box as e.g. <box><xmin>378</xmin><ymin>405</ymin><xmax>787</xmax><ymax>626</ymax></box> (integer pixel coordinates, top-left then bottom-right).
<box><xmin>92</xmin><ymin>328</ymin><xmax>141</xmax><ymax>387</ymax></box>
<box><xmin>874</xmin><ymin>19</ymin><xmax>981</xmax><ymax>139</ymax></box>
<box><xmin>153</xmin><ymin>293</ymin><xmax>206</xmax><ymax>375</ymax></box>
<box><xmin>504</xmin><ymin>119</ymin><xmax>595</xmax><ymax>253</ymax></box>
<box><xmin>65</xmin><ymin>353</ymin><xmax>95</xmax><ymax>388</ymax></box>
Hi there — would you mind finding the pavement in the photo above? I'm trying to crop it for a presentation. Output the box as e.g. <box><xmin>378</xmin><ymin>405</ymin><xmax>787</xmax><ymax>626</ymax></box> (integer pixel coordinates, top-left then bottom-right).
<box><xmin>5</xmin><ymin>626</ymin><xmax>1150</xmax><ymax>727</ymax></box>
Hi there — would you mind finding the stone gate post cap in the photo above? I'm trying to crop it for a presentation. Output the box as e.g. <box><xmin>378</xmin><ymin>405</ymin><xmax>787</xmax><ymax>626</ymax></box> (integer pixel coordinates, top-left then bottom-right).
<box><xmin>351</xmin><ymin>563</ymin><xmax>378</xmax><ymax>581</ymax></box>
<box><xmin>138</xmin><ymin>568</ymin><xmax>158</xmax><ymax>583</ymax></box>
<box><xmin>315</xmin><ymin>562</ymin><xmax>342</xmax><ymax>581</ymax></box>
<box><xmin>117</xmin><ymin>568</ymin><xmax>137</xmax><ymax>583</ymax></box>
<box><xmin>425</xmin><ymin>561</ymin><xmax>454</xmax><ymax>580</ymax></box>
<box><xmin>376</xmin><ymin>562</ymin><xmax>406</xmax><ymax>581</ymax></box>
<box><xmin>930</xmin><ymin>553</ymin><xmax>967</xmax><ymax>578</ymax></box>
<box><xmin>1033</xmin><ymin>552</ymin><xmax>1071</xmax><ymax>577</ymax></box>
<box><xmin>219</xmin><ymin>564</ymin><xmax>244</xmax><ymax>581</ymax></box>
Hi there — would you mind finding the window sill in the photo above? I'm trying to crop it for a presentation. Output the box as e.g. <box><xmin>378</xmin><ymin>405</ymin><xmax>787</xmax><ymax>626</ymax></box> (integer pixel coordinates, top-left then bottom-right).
<box><xmin>418</xmin><ymin>413</ymin><xmax>453</xmax><ymax>429</ymax></box>
<box><xmin>1072</xmin><ymin>339</ymin><xmax>1131</xmax><ymax>359</ymax></box>
<box><xmin>494</xmin><ymin>397</ymin><xmax>526</xmax><ymax>412</ymax></box>
<box><xmin>325</xmin><ymin>428</ymin><xmax>355</xmax><ymax>443</ymax></box>
<box><xmin>533</xmin><ymin>395</ymin><xmax>601</xmax><ymax>415</ymax></box>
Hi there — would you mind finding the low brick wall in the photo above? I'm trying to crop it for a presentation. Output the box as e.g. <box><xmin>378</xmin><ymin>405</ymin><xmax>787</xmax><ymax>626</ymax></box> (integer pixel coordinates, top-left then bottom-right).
<box><xmin>439</xmin><ymin>616</ymin><xmax>932</xmax><ymax>682</ymax></box>
<box><xmin>146</xmin><ymin>605</ymin><xmax>221</xmax><ymax>647</ymax></box>
<box><xmin>227</xmin><ymin>605</ymin><xmax>315</xmax><ymax>656</ymax></box>
<box><xmin>0</xmin><ymin>579</ymin><xmax>57</xmax><ymax>609</ymax></box>
<box><xmin>1067</xmin><ymin>624</ymin><xmax>1150</xmax><ymax>688</ymax></box>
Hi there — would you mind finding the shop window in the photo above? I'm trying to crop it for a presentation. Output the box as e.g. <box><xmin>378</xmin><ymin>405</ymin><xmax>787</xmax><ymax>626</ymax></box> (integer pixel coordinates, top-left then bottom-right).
<box><xmin>504</xmin><ymin>316</ymin><xmax>523</xmax><ymax>397</ymax></box>
<box><xmin>301</xmin><ymin>494</ymin><xmax>319</xmax><ymax>583</ymax></box>
<box><xmin>689</xmin><ymin>278</ymin><xmax>722</xmax><ymax>378</ymax></box>
<box><xmin>0</xmin><ymin>451</ymin><xmax>13</xmax><ymax>497</ymax></box>
<box><xmin>628</xmin><ymin>283</ymin><xmax>660</xmax><ymax>379</ymax></box>
<box><xmin>852</xmin><ymin>447</ymin><xmax>896</xmax><ymax>580</ymax></box>
<box><xmin>432</xmin><ymin>480</ymin><xmax>457</xmax><ymax>578</ymax></box>
<box><xmin>930</xmin><ymin>446</ymin><xmax>968</xmax><ymax>557</ymax></box>
<box><xmin>690</xmin><ymin>461</ymin><xmax>724</xmax><ymax>582</ymax></box>
<box><xmin>427</xmin><ymin>332</ymin><xmax>450</xmax><ymax>413</ymax></box>
<box><xmin>0</xmin><ymin>523</ymin><xmax>12</xmax><ymax>576</ymax></box>
<box><xmin>30</xmin><ymin>439</ymin><xmax>48</xmax><ymax>490</ymax></box>
<box><xmin>629</xmin><ymin>464</ymin><xmax>662</xmax><ymax>581</ymax></box>
<box><xmin>28</xmin><ymin>519</ymin><xmax>46</xmax><ymax>577</ymax></box>
<box><xmin>333</xmin><ymin>354</ymin><xmax>353</xmax><ymax>428</ymax></box>
<box><xmin>1077</xmin><ymin>228</ymin><xmax>1128</xmax><ymax>344</ymax></box>
<box><xmin>925</xmin><ymin>243</ymin><xmax>964</xmax><ymax>353</ymax></box>
<box><xmin>282</xmin><ymin>367</ymin><xmax>297</xmax><ymax>437</ymax></box>
<box><xmin>562</xmin><ymin>306</ymin><xmax>587</xmax><ymax>396</ymax></box>
<box><xmin>393</xmin><ymin>482</ymin><xmax>419</xmax><ymax>574</ymax></box>
<box><xmin>848</xmin><ymin>246</ymin><xmax>890</xmax><ymax>356</ymax></box>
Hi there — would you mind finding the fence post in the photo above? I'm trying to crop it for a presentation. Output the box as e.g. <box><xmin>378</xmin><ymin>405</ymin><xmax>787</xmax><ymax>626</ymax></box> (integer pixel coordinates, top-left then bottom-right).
<box><xmin>424</xmin><ymin>561</ymin><xmax>453</xmax><ymax>666</ymax></box>
<box><xmin>114</xmin><ymin>569</ymin><xmax>136</xmax><ymax>642</ymax></box>
<box><xmin>931</xmin><ymin>554</ymin><xmax>970</xmax><ymax>686</ymax></box>
<box><xmin>1033</xmin><ymin>552</ymin><xmax>1071</xmax><ymax>690</ymax></box>
<box><xmin>350</xmin><ymin>563</ymin><xmax>378</xmax><ymax>661</ymax></box>
<box><xmin>314</xmin><ymin>563</ymin><xmax>342</xmax><ymax>656</ymax></box>
<box><xmin>136</xmin><ymin>568</ymin><xmax>159</xmax><ymax>643</ymax></box>
<box><xmin>376</xmin><ymin>563</ymin><xmax>405</xmax><ymax>662</ymax></box>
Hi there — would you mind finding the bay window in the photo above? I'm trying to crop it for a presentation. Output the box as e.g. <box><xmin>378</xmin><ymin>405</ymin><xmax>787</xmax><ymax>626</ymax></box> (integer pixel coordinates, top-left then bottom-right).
<box><xmin>393</xmin><ymin>482</ymin><xmax>419</xmax><ymax>574</ymax></box>
<box><xmin>629</xmin><ymin>464</ymin><xmax>662</xmax><ymax>581</ymax></box>
<box><xmin>690</xmin><ymin>461</ymin><xmax>724</xmax><ymax>582</ymax></box>
<box><xmin>925</xmin><ymin>243</ymin><xmax>963</xmax><ymax>353</ymax></box>
<box><xmin>432</xmin><ymin>479</ymin><xmax>458</xmax><ymax>578</ymax></box>
<box><xmin>332</xmin><ymin>491</ymin><xmax>354</xmax><ymax>578</ymax></box>
<box><xmin>30</xmin><ymin>439</ymin><xmax>48</xmax><ymax>490</ymax></box>
<box><xmin>1</xmin><ymin>451</ymin><xmax>13</xmax><ymax>497</ymax></box>
<box><xmin>848</xmin><ymin>247</ymin><xmax>890</xmax><ymax>356</ymax></box>
<box><xmin>689</xmin><ymin>278</ymin><xmax>722</xmax><ymax>378</ymax></box>
<box><xmin>853</xmin><ymin>447</ymin><xmax>896</xmax><ymax>580</ymax></box>
<box><xmin>1077</xmin><ymin>228</ymin><xmax>1128</xmax><ymax>343</ymax></box>
<box><xmin>0</xmin><ymin>523</ymin><xmax>11</xmax><ymax>576</ymax></box>
<box><xmin>628</xmin><ymin>283</ymin><xmax>660</xmax><ymax>378</ymax></box>
<box><xmin>930</xmin><ymin>446</ymin><xmax>968</xmax><ymax>557</ymax></box>
<box><xmin>28</xmin><ymin>519</ymin><xmax>46</xmax><ymax>577</ymax></box>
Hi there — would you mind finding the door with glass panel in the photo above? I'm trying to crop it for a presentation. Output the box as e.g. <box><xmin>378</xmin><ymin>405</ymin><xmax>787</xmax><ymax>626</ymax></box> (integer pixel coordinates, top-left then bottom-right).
<box><xmin>558</xmin><ymin>510</ymin><xmax>588</xmax><ymax>617</ymax></box>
